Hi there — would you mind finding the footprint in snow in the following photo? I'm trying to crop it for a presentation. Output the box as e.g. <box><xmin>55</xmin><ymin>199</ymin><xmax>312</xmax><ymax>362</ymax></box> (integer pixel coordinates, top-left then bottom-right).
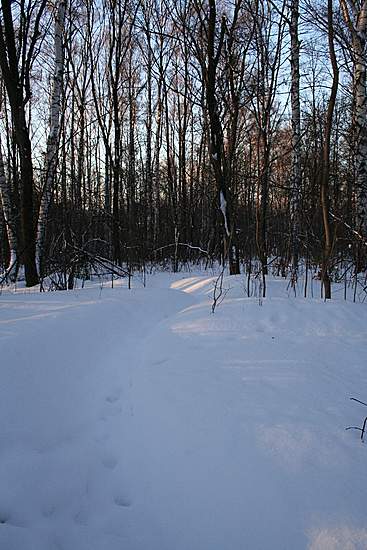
<box><xmin>106</xmin><ymin>389</ymin><xmax>122</xmax><ymax>403</ymax></box>
<box><xmin>41</xmin><ymin>505</ymin><xmax>55</xmax><ymax>518</ymax></box>
<box><xmin>101</xmin><ymin>455</ymin><xmax>118</xmax><ymax>470</ymax></box>
<box><xmin>74</xmin><ymin>509</ymin><xmax>88</xmax><ymax>525</ymax></box>
<box><xmin>0</xmin><ymin>512</ymin><xmax>9</xmax><ymax>524</ymax></box>
<box><xmin>100</xmin><ymin>405</ymin><xmax>123</xmax><ymax>421</ymax></box>
<box><xmin>94</xmin><ymin>431</ymin><xmax>110</xmax><ymax>442</ymax></box>
<box><xmin>152</xmin><ymin>357</ymin><xmax>168</xmax><ymax>366</ymax></box>
<box><xmin>114</xmin><ymin>495</ymin><xmax>132</xmax><ymax>508</ymax></box>
<box><xmin>0</xmin><ymin>511</ymin><xmax>24</xmax><ymax>527</ymax></box>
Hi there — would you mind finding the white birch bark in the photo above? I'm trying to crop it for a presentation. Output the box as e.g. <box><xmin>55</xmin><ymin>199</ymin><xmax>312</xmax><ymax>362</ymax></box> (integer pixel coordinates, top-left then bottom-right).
<box><xmin>220</xmin><ymin>190</ymin><xmax>230</xmax><ymax>237</ymax></box>
<box><xmin>0</xmin><ymin>144</ymin><xmax>17</xmax><ymax>281</ymax></box>
<box><xmin>353</xmin><ymin>18</ymin><xmax>367</xmax><ymax>236</ymax></box>
<box><xmin>289</xmin><ymin>0</ymin><xmax>301</xmax><ymax>270</ymax></box>
<box><xmin>153</xmin><ymin>88</ymin><xmax>163</xmax><ymax>246</ymax></box>
<box><xmin>36</xmin><ymin>1</ymin><xmax>66</xmax><ymax>274</ymax></box>
<box><xmin>340</xmin><ymin>0</ymin><xmax>367</xmax><ymax>236</ymax></box>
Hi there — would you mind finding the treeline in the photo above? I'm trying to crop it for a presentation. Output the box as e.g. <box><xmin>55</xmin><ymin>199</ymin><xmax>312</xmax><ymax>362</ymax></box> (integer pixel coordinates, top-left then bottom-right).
<box><xmin>0</xmin><ymin>0</ymin><xmax>366</xmax><ymax>297</ymax></box>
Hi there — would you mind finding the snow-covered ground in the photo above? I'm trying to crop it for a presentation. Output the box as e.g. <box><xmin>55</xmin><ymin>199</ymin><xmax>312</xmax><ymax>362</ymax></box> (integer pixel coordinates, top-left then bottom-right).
<box><xmin>0</xmin><ymin>270</ymin><xmax>366</xmax><ymax>550</ymax></box>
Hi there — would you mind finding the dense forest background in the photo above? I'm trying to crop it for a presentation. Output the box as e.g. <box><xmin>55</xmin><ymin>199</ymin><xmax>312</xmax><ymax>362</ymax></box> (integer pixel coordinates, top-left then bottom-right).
<box><xmin>0</xmin><ymin>0</ymin><xmax>366</xmax><ymax>298</ymax></box>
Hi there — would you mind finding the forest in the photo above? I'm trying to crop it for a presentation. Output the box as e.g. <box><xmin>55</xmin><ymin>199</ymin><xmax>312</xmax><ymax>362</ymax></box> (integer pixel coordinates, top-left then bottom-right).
<box><xmin>0</xmin><ymin>0</ymin><xmax>366</xmax><ymax>299</ymax></box>
<box><xmin>1</xmin><ymin>3</ymin><xmax>367</xmax><ymax>549</ymax></box>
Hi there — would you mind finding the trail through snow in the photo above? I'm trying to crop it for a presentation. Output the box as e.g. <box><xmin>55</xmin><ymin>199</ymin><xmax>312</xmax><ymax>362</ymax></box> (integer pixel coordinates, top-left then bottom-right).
<box><xmin>0</xmin><ymin>272</ymin><xmax>366</xmax><ymax>549</ymax></box>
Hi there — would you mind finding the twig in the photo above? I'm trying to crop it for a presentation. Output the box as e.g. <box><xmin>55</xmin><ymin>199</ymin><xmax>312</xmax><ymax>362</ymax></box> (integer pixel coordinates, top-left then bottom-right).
<box><xmin>153</xmin><ymin>242</ymin><xmax>210</xmax><ymax>255</ymax></box>
<box><xmin>212</xmin><ymin>267</ymin><xmax>229</xmax><ymax>313</ymax></box>
<box><xmin>346</xmin><ymin>417</ymin><xmax>367</xmax><ymax>441</ymax></box>
<box><xmin>347</xmin><ymin>397</ymin><xmax>367</xmax><ymax>441</ymax></box>
<box><xmin>350</xmin><ymin>397</ymin><xmax>367</xmax><ymax>407</ymax></box>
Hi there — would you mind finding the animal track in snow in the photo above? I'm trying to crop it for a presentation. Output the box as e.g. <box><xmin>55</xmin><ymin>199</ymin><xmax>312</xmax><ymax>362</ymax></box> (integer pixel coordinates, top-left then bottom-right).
<box><xmin>94</xmin><ymin>431</ymin><xmax>110</xmax><ymax>442</ymax></box>
<box><xmin>152</xmin><ymin>357</ymin><xmax>169</xmax><ymax>366</ymax></box>
<box><xmin>99</xmin><ymin>404</ymin><xmax>122</xmax><ymax>421</ymax></box>
<box><xmin>114</xmin><ymin>495</ymin><xmax>131</xmax><ymax>508</ymax></box>
<box><xmin>0</xmin><ymin>511</ymin><xmax>9</xmax><ymax>524</ymax></box>
<box><xmin>41</xmin><ymin>505</ymin><xmax>55</xmax><ymax>518</ymax></box>
<box><xmin>101</xmin><ymin>455</ymin><xmax>118</xmax><ymax>469</ymax></box>
<box><xmin>74</xmin><ymin>509</ymin><xmax>88</xmax><ymax>525</ymax></box>
<box><xmin>105</xmin><ymin>389</ymin><xmax>122</xmax><ymax>403</ymax></box>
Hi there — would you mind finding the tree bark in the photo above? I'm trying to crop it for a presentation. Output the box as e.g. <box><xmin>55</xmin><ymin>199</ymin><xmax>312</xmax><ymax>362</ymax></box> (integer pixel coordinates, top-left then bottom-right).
<box><xmin>0</xmin><ymin>1</ymin><xmax>43</xmax><ymax>286</ymax></box>
<box><xmin>0</xmin><ymin>143</ymin><xmax>17</xmax><ymax>280</ymax></box>
<box><xmin>36</xmin><ymin>1</ymin><xmax>66</xmax><ymax>276</ymax></box>
<box><xmin>321</xmin><ymin>0</ymin><xmax>339</xmax><ymax>299</ymax></box>
<box><xmin>289</xmin><ymin>0</ymin><xmax>302</xmax><ymax>274</ymax></box>
<box><xmin>340</xmin><ymin>0</ymin><xmax>367</xmax><ymax>269</ymax></box>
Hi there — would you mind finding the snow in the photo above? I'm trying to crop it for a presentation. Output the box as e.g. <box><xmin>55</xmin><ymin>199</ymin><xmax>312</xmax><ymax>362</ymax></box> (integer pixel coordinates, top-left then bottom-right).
<box><xmin>219</xmin><ymin>191</ymin><xmax>230</xmax><ymax>236</ymax></box>
<box><xmin>0</xmin><ymin>271</ymin><xmax>366</xmax><ymax>549</ymax></box>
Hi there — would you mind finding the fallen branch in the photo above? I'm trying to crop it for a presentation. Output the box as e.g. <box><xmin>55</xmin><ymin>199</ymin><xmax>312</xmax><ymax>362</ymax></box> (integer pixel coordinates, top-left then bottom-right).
<box><xmin>69</xmin><ymin>245</ymin><xmax>130</xmax><ymax>278</ymax></box>
<box><xmin>153</xmin><ymin>243</ymin><xmax>210</xmax><ymax>255</ymax></box>
<box><xmin>330</xmin><ymin>211</ymin><xmax>367</xmax><ymax>247</ymax></box>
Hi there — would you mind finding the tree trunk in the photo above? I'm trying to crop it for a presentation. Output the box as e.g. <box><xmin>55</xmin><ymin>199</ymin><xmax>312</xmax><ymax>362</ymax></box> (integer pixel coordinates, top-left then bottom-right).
<box><xmin>320</xmin><ymin>0</ymin><xmax>339</xmax><ymax>299</ymax></box>
<box><xmin>289</xmin><ymin>0</ymin><xmax>301</xmax><ymax>273</ymax></box>
<box><xmin>36</xmin><ymin>1</ymin><xmax>66</xmax><ymax>276</ymax></box>
<box><xmin>0</xmin><ymin>144</ymin><xmax>17</xmax><ymax>280</ymax></box>
<box><xmin>0</xmin><ymin>1</ymin><xmax>41</xmax><ymax>286</ymax></box>
<box><xmin>340</xmin><ymin>0</ymin><xmax>367</xmax><ymax>270</ymax></box>
<box><xmin>202</xmin><ymin>0</ymin><xmax>240</xmax><ymax>274</ymax></box>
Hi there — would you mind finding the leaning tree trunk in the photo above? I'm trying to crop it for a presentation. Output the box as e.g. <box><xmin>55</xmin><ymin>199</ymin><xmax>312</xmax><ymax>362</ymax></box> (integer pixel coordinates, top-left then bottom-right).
<box><xmin>0</xmin><ymin>144</ymin><xmax>17</xmax><ymax>280</ymax></box>
<box><xmin>36</xmin><ymin>1</ymin><xmax>66</xmax><ymax>277</ymax></box>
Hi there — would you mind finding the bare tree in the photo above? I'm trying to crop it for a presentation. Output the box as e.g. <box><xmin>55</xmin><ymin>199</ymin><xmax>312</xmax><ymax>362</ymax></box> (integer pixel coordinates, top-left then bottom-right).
<box><xmin>190</xmin><ymin>0</ymin><xmax>244</xmax><ymax>274</ymax></box>
<box><xmin>320</xmin><ymin>0</ymin><xmax>339</xmax><ymax>299</ymax></box>
<box><xmin>0</xmin><ymin>1</ymin><xmax>46</xmax><ymax>286</ymax></box>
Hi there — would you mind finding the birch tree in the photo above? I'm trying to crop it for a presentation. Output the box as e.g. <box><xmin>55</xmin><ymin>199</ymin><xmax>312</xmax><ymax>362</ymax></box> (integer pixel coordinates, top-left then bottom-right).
<box><xmin>0</xmin><ymin>141</ymin><xmax>17</xmax><ymax>281</ymax></box>
<box><xmin>339</xmin><ymin>0</ymin><xmax>367</xmax><ymax>267</ymax></box>
<box><xmin>289</xmin><ymin>0</ymin><xmax>302</xmax><ymax>277</ymax></box>
<box><xmin>36</xmin><ymin>1</ymin><xmax>66</xmax><ymax>277</ymax></box>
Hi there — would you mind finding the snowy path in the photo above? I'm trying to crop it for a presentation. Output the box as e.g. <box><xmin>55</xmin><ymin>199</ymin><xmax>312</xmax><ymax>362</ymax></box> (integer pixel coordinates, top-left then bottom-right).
<box><xmin>1</xmin><ymin>273</ymin><xmax>367</xmax><ymax>549</ymax></box>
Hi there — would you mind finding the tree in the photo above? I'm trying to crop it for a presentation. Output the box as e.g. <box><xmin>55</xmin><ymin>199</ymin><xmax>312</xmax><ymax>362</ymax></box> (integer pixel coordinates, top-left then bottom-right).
<box><xmin>190</xmin><ymin>0</ymin><xmax>245</xmax><ymax>274</ymax></box>
<box><xmin>36</xmin><ymin>1</ymin><xmax>67</xmax><ymax>277</ymax></box>
<box><xmin>0</xmin><ymin>1</ymin><xmax>46</xmax><ymax>286</ymax></box>
<box><xmin>320</xmin><ymin>0</ymin><xmax>339</xmax><ymax>299</ymax></box>
<box><xmin>0</xmin><ymin>138</ymin><xmax>17</xmax><ymax>281</ymax></box>
<box><xmin>339</xmin><ymin>0</ymin><xmax>367</xmax><ymax>270</ymax></box>
<box><xmin>289</xmin><ymin>0</ymin><xmax>302</xmax><ymax>278</ymax></box>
